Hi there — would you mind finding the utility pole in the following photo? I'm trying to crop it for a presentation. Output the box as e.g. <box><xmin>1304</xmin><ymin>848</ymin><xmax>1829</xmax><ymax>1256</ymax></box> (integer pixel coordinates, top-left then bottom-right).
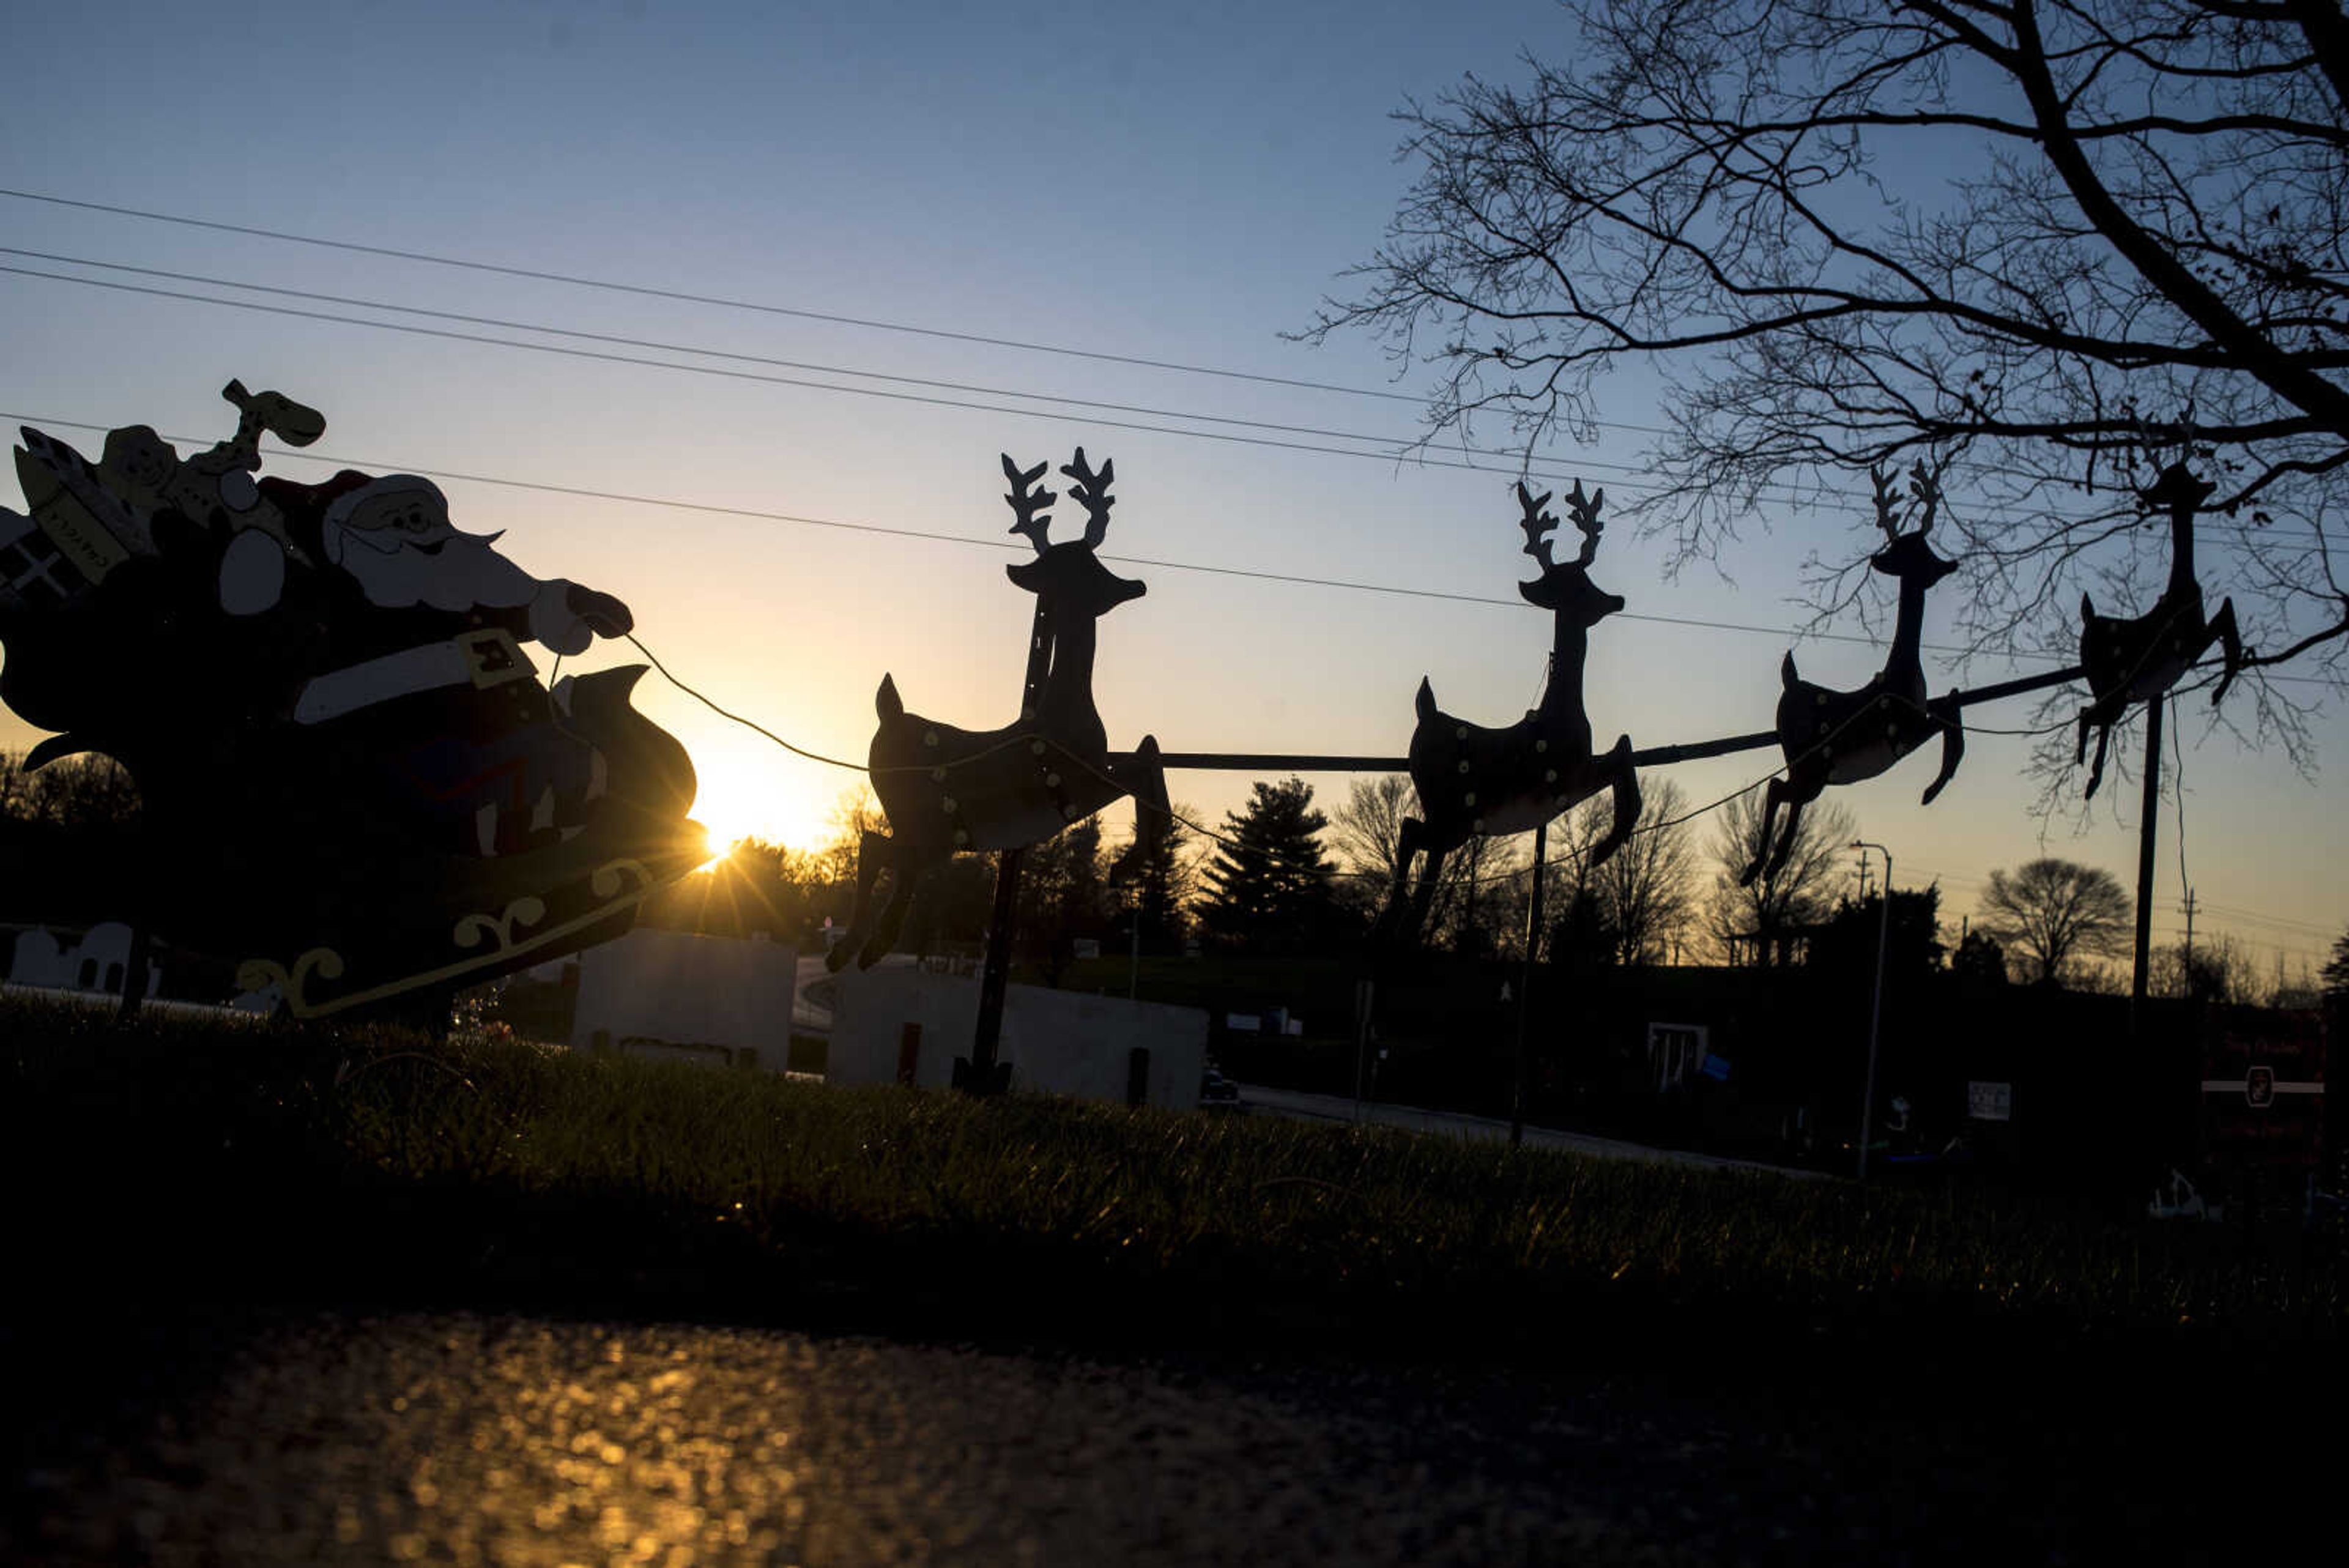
<box><xmin>2181</xmin><ymin>888</ymin><xmax>2197</xmax><ymax>964</ymax></box>
<box><xmin>1851</xmin><ymin>841</ymin><xmax>1894</xmax><ymax>1183</ymax></box>
<box><xmin>2129</xmin><ymin>696</ymin><xmax>2164</xmax><ymax>1036</ymax></box>
<box><xmin>1510</xmin><ymin>820</ymin><xmax>1547</xmax><ymax>1149</ymax></box>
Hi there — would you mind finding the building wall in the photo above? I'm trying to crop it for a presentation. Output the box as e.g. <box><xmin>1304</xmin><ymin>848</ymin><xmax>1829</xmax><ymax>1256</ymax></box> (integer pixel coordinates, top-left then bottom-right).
<box><xmin>569</xmin><ymin>926</ymin><xmax>800</xmax><ymax>1070</ymax></box>
<box><xmin>828</xmin><ymin>966</ymin><xmax>1207</xmax><ymax>1110</ymax></box>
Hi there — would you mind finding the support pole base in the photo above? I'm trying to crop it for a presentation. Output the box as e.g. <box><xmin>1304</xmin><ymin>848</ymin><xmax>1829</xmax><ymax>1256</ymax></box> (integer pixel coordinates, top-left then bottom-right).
<box><xmin>951</xmin><ymin>1057</ymin><xmax>1013</xmax><ymax>1097</ymax></box>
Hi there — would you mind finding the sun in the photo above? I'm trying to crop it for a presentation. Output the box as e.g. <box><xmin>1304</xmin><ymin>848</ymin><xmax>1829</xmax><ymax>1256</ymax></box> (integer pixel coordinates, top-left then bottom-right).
<box><xmin>685</xmin><ymin>763</ymin><xmax>837</xmax><ymax>871</ymax></box>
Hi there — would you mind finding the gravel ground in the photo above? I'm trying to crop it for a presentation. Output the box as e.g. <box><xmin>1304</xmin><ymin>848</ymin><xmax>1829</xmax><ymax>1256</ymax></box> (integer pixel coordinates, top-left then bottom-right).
<box><xmin>1</xmin><ymin>1303</ymin><xmax>2261</xmax><ymax>1567</ymax></box>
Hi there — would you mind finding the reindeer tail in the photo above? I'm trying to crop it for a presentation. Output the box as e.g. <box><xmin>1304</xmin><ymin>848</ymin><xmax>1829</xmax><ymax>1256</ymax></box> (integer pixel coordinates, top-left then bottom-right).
<box><xmin>1415</xmin><ymin>676</ymin><xmax>1437</xmax><ymax>724</ymax></box>
<box><xmin>876</xmin><ymin>674</ymin><xmax>903</xmax><ymax>722</ymax></box>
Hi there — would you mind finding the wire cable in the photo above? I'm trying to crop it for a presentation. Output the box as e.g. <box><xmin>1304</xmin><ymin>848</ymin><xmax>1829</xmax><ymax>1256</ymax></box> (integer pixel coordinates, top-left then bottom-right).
<box><xmin>4</xmin><ymin>250</ymin><xmax>2334</xmax><ymax>549</ymax></box>
<box><xmin>0</xmin><ymin>247</ymin><xmax>1639</xmax><ymax>470</ymax></box>
<box><xmin>0</xmin><ymin>187</ymin><xmax>1458</xmax><ymax>411</ymax></box>
<box><xmin>1</xmin><ymin>261</ymin><xmax>1688</xmax><ymax>481</ymax></box>
<box><xmin>13</xmin><ymin>407</ymin><xmax>2331</xmax><ymax>686</ymax></box>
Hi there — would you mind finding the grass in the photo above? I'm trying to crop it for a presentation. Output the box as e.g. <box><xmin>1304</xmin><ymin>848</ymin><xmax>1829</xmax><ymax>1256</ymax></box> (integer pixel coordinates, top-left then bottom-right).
<box><xmin>4</xmin><ymin>994</ymin><xmax>2340</xmax><ymax>1377</ymax></box>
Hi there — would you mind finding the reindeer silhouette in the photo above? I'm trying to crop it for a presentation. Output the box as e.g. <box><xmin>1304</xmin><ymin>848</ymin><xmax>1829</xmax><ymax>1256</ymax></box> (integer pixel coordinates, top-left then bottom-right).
<box><xmin>1383</xmin><ymin>480</ymin><xmax>1639</xmax><ymax>943</ymax></box>
<box><xmin>827</xmin><ymin>449</ymin><xmax>1167</xmax><ymax>972</ymax></box>
<box><xmin>2073</xmin><ymin>462</ymin><xmax>2247</xmax><ymax>798</ymax></box>
<box><xmin>1742</xmin><ymin>463</ymin><xmax>1965</xmax><ymax>886</ymax></box>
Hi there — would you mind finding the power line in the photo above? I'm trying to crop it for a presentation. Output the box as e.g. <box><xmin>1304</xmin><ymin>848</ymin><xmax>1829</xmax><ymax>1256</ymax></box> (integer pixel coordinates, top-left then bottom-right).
<box><xmin>0</xmin><ymin>246</ymin><xmax>1630</xmax><ymax>472</ymax></box>
<box><xmin>0</xmin><ymin>261</ymin><xmax>1660</xmax><ymax>482</ymax></box>
<box><xmin>6</xmin><ymin>407</ymin><xmax>2339</xmax><ymax>691</ymax></box>
<box><xmin>8</xmin><ymin>253</ymin><xmax>2336</xmax><ymax>557</ymax></box>
<box><xmin>8</xmin><ymin>190</ymin><xmax>2343</xmax><ymax>552</ymax></box>
<box><xmin>0</xmin><ymin>185</ymin><xmax>1457</xmax><ymax>412</ymax></box>
<box><xmin>0</xmin><ymin>409</ymin><xmax>2061</xmax><ymax>663</ymax></box>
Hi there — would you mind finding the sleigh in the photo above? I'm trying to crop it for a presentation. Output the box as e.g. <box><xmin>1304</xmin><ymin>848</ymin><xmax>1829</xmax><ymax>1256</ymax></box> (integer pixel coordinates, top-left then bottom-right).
<box><xmin>0</xmin><ymin>385</ymin><xmax>705</xmax><ymax>1017</ymax></box>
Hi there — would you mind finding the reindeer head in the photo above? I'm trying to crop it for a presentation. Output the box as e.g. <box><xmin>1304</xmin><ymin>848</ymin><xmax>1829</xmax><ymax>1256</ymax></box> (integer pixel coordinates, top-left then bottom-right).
<box><xmin>1516</xmin><ymin>478</ymin><xmax>1624</xmax><ymax>625</ymax></box>
<box><xmin>1001</xmin><ymin>448</ymin><xmax>1146</xmax><ymax>615</ymax></box>
<box><xmin>2137</xmin><ymin>461</ymin><xmax>2214</xmax><ymax>526</ymax></box>
<box><xmin>1867</xmin><ymin>462</ymin><xmax>1959</xmax><ymax>588</ymax></box>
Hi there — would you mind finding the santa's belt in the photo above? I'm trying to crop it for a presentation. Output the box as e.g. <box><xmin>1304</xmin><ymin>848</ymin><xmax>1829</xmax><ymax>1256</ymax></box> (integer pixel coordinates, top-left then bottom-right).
<box><xmin>293</xmin><ymin>628</ymin><xmax>536</xmax><ymax>725</ymax></box>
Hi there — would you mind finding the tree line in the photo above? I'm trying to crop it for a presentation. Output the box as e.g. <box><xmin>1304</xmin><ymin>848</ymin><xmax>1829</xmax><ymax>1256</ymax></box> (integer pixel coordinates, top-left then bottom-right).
<box><xmin>2</xmin><ymin>748</ymin><xmax>2336</xmax><ymax>1001</ymax></box>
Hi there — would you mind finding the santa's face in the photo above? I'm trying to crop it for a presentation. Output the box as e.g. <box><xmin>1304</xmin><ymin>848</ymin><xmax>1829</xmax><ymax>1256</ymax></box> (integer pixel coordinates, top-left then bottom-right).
<box><xmin>324</xmin><ymin>477</ymin><xmax>536</xmax><ymax>614</ymax></box>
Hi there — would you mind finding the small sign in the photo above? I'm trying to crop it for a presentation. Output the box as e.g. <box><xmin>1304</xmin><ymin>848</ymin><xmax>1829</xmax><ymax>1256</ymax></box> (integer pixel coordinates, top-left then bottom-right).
<box><xmin>1967</xmin><ymin>1081</ymin><xmax>2013</xmax><ymax>1122</ymax></box>
<box><xmin>1072</xmin><ymin>938</ymin><xmax>1101</xmax><ymax>960</ymax></box>
<box><xmin>1699</xmin><ymin>1054</ymin><xmax>1731</xmax><ymax>1082</ymax></box>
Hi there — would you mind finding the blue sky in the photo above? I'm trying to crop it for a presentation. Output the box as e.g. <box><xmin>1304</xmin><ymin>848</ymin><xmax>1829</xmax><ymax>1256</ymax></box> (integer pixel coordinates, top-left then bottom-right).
<box><xmin>2</xmin><ymin>0</ymin><xmax>2341</xmax><ymax>976</ymax></box>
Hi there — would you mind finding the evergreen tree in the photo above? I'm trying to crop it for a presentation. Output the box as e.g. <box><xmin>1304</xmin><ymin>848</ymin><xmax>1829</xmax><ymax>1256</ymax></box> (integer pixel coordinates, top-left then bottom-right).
<box><xmin>1808</xmin><ymin>886</ymin><xmax>1944</xmax><ymax>980</ymax></box>
<box><xmin>1197</xmin><ymin>778</ymin><xmax>1337</xmax><ymax>953</ymax></box>
<box><xmin>1119</xmin><ymin>803</ymin><xmax>1197</xmax><ymax>954</ymax></box>
<box><xmin>2322</xmin><ymin>927</ymin><xmax>2349</xmax><ymax>998</ymax></box>
<box><xmin>1950</xmin><ymin>929</ymin><xmax>2008</xmax><ymax>988</ymax></box>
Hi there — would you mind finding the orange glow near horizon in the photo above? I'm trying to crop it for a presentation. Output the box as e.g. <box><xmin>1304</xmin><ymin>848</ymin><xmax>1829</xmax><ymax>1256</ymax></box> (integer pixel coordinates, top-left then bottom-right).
<box><xmin>686</xmin><ymin>765</ymin><xmax>835</xmax><ymax>864</ymax></box>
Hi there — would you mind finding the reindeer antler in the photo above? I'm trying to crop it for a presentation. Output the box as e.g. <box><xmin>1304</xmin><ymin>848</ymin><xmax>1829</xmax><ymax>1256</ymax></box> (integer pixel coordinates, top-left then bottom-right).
<box><xmin>1907</xmin><ymin>460</ymin><xmax>1942</xmax><ymax>535</ymax></box>
<box><xmin>1516</xmin><ymin>482</ymin><xmax>1557</xmax><ymax>570</ymax></box>
<box><xmin>1061</xmin><ymin>447</ymin><xmax>1115</xmax><ymax>547</ymax></box>
<box><xmin>1869</xmin><ymin>464</ymin><xmax>1902</xmax><ymax>542</ymax></box>
<box><xmin>1003</xmin><ymin>453</ymin><xmax>1056</xmax><ymax>552</ymax></box>
<box><xmin>1564</xmin><ymin>478</ymin><xmax>1605</xmax><ymax>567</ymax></box>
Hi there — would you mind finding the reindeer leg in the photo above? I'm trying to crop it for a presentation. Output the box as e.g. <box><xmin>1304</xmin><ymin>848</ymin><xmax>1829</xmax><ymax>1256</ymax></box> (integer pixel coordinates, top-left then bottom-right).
<box><xmin>1373</xmin><ymin>817</ymin><xmax>1426</xmax><ymax>948</ymax></box>
<box><xmin>1920</xmin><ymin>694</ymin><xmax>1964</xmax><ymax>805</ymax></box>
<box><xmin>1739</xmin><ymin>778</ymin><xmax>1787</xmax><ymax>887</ymax></box>
<box><xmin>2208</xmin><ymin>599</ymin><xmax>2247</xmax><ymax>707</ymax></box>
<box><xmin>1762</xmin><ymin>792</ymin><xmax>1809</xmax><ymax>886</ymax></box>
<box><xmin>825</xmin><ymin>829</ymin><xmax>896</xmax><ymax>973</ymax></box>
<box><xmin>1406</xmin><ymin>836</ymin><xmax>1448</xmax><ymax>949</ymax></box>
<box><xmin>859</xmin><ymin>841</ymin><xmax>948</xmax><ymax>970</ymax></box>
<box><xmin>1587</xmin><ymin>738</ymin><xmax>1641</xmax><ymax>868</ymax></box>
<box><xmin>2083</xmin><ymin>722</ymin><xmax>2113</xmax><ymax>801</ymax></box>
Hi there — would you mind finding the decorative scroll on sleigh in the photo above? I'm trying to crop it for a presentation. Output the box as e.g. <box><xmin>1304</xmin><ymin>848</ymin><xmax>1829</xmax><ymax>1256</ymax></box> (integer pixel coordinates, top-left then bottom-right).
<box><xmin>0</xmin><ymin>382</ymin><xmax>706</xmax><ymax>1016</ymax></box>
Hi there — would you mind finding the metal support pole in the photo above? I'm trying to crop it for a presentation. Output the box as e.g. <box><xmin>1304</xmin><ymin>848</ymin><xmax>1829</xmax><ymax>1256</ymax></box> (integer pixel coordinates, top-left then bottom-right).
<box><xmin>961</xmin><ymin>845</ymin><xmax>1025</xmax><ymax>1095</ymax></box>
<box><xmin>1510</xmin><ymin>821</ymin><xmax>1547</xmax><ymax>1148</ymax></box>
<box><xmin>1852</xmin><ymin>841</ymin><xmax>1892</xmax><ymax>1183</ymax></box>
<box><xmin>2131</xmin><ymin>695</ymin><xmax>2164</xmax><ymax>1034</ymax></box>
<box><xmin>1352</xmin><ymin>977</ymin><xmax>1375</xmax><ymax>1123</ymax></box>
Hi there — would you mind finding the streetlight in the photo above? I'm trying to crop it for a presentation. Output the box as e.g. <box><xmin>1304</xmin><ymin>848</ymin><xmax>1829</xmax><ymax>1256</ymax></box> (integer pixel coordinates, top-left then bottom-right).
<box><xmin>1850</xmin><ymin>841</ymin><xmax>1893</xmax><ymax>1183</ymax></box>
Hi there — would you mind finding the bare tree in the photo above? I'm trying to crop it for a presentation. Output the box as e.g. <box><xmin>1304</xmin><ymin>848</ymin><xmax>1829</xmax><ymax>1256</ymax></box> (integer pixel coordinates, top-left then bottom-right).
<box><xmin>1704</xmin><ymin>791</ymin><xmax>1856</xmax><ymax>966</ymax></box>
<box><xmin>0</xmin><ymin>751</ymin><xmax>140</xmax><ymax>829</ymax></box>
<box><xmin>1444</xmin><ymin>830</ymin><xmax>1527</xmax><ymax>957</ymax></box>
<box><xmin>1309</xmin><ymin>0</ymin><xmax>2349</xmax><ymax>764</ymax></box>
<box><xmin>1977</xmin><ymin>858</ymin><xmax>2133</xmax><ymax>984</ymax></box>
<box><xmin>1330</xmin><ymin>775</ymin><xmax>1463</xmax><ymax>930</ymax></box>
<box><xmin>1548</xmin><ymin>777</ymin><xmax>1699</xmax><ymax>965</ymax></box>
<box><xmin>2151</xmin><ymin>932</ymin><xmax>2259</xmax><ymax>1005</ymax></box>
<box><xmin>817</xmin><ymin>784</ymin><xmax>882</xmax><ymax>888</ymax></box>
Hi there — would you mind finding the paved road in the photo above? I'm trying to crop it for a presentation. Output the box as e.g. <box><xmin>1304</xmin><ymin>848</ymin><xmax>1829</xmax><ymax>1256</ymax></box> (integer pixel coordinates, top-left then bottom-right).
<box><xmin>1237</xmin><ymin>1083</ymin><xmax>1822</xmax><ymax>1180</ymax></box>
<box><xmin>5</xmin><ymin>1307</ymin><xmax>2140</xmax><ymax>1566</ymax></box>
